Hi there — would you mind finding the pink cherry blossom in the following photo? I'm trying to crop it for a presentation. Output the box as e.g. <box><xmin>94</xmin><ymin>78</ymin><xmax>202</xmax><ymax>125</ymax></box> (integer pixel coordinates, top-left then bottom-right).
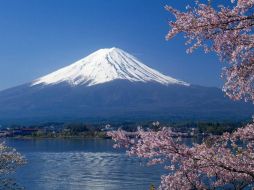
<box><xmin>165</xmin><ymin>1</ymin><xmax>254</xmax><ymax>103</ymax></box>
<box><xmin>108</xmin><ymin>1</ymin><xmax>254</xmax><ymax>189</ymax></box>
<box><xmin>108</xmin><ymin>124</ymin><xmax>254</xmax><ymax>189</ymax></box>
<box><xmin>0</xmin><ymin>142</ymin><xmax>25</xmax><ymax>174</ymax></box>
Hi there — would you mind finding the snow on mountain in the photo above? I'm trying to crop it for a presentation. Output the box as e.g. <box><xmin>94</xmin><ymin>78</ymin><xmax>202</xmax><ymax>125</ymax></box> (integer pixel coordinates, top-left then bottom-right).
<box><xmin>32</xmin><ymin>47</ymin><xmax>189</xmax><ymax>87</ymax></box>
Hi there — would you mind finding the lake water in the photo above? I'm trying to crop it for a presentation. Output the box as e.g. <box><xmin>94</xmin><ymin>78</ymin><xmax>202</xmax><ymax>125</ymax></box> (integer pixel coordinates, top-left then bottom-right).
<box><xmin>5</xmin><ymin>138</ymin><xmax>164</xmax><ymax>190</ymax></box>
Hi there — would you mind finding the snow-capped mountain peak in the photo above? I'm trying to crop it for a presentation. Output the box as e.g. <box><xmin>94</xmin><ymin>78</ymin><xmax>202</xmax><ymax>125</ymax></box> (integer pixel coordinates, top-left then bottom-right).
<box><xmin>32</xmin><ymin>47</ymin><xmax>189</xmax><ymax>87</ymax></box>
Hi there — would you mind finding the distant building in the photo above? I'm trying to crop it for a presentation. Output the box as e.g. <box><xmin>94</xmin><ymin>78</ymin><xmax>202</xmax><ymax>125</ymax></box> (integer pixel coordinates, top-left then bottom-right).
<box><xmin>0</xmin><ymin>131</ymin><xmax>10</xmax><ymax>137</ymax></box>
<box><xmin>101</xmin><ymin>124</ymin><xmax>112</xmax><ymax>131</ymax></box>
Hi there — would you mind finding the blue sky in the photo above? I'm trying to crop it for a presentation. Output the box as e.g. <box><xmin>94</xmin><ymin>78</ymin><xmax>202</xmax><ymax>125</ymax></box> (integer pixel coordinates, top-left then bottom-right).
<box><xmin>0</xmin><ymin>0</ymin><xmax>227</xmax><ymax>90</ymax></box>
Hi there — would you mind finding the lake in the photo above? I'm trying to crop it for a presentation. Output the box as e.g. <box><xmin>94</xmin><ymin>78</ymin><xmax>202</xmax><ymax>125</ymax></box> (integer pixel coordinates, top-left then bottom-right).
<box><xmin>5</xmin><ymin>138</ymin><xmax>164</xmax><ymax>190</ymax></box>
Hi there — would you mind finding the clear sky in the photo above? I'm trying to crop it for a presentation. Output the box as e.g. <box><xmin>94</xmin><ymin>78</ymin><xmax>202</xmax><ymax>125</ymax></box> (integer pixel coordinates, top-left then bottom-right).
<box><xmin>0</xmin><ymin>0</ymin><xmax>227</xmax><ymax>90</ymax></box>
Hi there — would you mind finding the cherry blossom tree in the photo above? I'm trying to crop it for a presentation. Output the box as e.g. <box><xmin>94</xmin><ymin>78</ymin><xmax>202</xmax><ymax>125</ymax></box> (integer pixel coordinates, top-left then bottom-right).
<box><xmin>108</xmin><ymin>1</ymin><xmax>254</xmax><ymax>189</ymax></box>
<box><xmin>165</xmin><ymin>0</ymin><xmax>254</xmax><ymax>102</ymax></box>
<box><xmin>109</xmin><ymin>124</ymin><xmax>254</xmax><ymax>189</ymax></box>
<box><xmin>0</xmin><ymin>142</ymin><xmax>25</xmax><ymax>175</ymax></box>
<box><xmin>0</xmin><ymin>142</ymin><xmax>25</xmax><ymax>189</ymax></box>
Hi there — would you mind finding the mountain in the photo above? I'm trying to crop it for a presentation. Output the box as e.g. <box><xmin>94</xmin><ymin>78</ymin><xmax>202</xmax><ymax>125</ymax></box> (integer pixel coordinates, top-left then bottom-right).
<box><xmin>0</xmin><ymin>47</ymin><xmax>252</xmax><ymax>124</ymax></box>
<box><xmin>32</xmin><ymin>47</ymin><xmax>188</xmax><ymax>87</ymax></box>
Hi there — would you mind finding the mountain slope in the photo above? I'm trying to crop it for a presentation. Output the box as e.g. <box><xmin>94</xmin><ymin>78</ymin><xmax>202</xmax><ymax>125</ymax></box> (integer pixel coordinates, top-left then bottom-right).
<box><xmin>0</xmin><ymin>48</ymin><xmax>252</xmax><ymax>124</ymax></box>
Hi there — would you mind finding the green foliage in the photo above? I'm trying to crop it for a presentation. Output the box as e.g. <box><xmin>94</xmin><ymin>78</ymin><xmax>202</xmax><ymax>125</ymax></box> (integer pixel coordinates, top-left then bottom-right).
<box><xmin>196</xmin><ymin>122</ymin><xmax>242</xmax><ymax>135</ymax></box>
<box><xmin>149</xmin><ymin>184</ymin><xmax>155</xmax><ymax>190</ymax></box>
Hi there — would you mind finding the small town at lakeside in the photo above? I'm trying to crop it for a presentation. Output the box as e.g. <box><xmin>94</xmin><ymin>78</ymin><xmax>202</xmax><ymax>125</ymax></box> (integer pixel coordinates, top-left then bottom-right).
<box><xmin>0</xmin><ymin>121</ymin><xmax>245</xmax><ymax>139</ymax></box>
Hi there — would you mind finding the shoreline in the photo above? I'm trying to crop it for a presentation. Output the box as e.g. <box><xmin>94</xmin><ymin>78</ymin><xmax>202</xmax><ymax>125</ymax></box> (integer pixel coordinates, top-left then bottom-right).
<box><xmin>6</xmin><ymin>135</ymin><xmax>111</xmax><ymax>140</ymax></box>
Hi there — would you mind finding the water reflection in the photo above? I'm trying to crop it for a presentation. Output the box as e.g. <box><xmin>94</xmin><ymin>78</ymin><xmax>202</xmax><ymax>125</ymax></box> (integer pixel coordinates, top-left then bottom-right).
<box><xmin>7</xmin><ymin>139</ymin><xmax>163</xmax><ymax>190</ymax></box>
<box><xmin>0</xmin><ymin>178</ymin><xmax>24</xmax><ymax>190</ymax></box>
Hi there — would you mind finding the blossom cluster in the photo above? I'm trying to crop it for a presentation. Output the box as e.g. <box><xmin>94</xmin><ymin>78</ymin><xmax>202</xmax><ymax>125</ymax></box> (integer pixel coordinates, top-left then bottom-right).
<box><xmin>108</xmin><ymin>124</ymin><xmax>254</xmax><ymax>189</ymax></box>
<box><xmin>166</xmin><ymin>0</ymin><xmax>254</xmax><ymax>103</ymax></box>
<box><xmin>0</xmin><ymin>142</ymin><xmax>25</xmax><ymax>174</ymax></box>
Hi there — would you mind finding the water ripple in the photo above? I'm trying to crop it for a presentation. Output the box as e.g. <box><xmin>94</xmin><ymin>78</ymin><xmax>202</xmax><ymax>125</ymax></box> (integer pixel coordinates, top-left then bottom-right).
<box><xmin>7</xmin><ymin>139</ymin><xmax>163</xmax><ymax>190</ymax></box>
<box><xmin>14</xmin><ymin>151</ymin><xmax>162</xmax><ymax>190</ymax></box>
